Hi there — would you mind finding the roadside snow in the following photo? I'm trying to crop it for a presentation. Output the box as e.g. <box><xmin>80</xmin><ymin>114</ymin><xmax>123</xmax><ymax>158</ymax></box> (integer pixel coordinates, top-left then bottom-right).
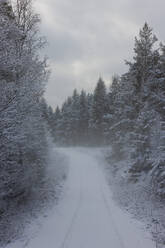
<box><xmin>6</xmin><ymin>148</ymin><xmax>155</xmax><ymax>248</ymax></box>
<box><xmin>2</xmin><ymin>147</ymin><xmax>67</xmax><ymax>248</ymax></box>
<box><xmin>103</xmin><ymin>148</ymin><xmax>165</xmax><ymax>248</ymax></box>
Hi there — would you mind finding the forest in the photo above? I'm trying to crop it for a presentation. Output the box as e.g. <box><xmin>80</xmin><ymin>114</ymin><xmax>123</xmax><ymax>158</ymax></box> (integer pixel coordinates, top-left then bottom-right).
<box><xmin>0</xmin><ymin>0</ymin><xmax>165</xmax><ymax>246</ymax></box>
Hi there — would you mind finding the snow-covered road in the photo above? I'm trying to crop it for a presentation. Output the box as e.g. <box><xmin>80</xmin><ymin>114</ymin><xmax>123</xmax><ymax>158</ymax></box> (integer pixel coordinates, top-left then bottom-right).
<box><xmin>8</xmin><ymin>148</ymin><xmax>155</xmax><ymax>248</ymax></box>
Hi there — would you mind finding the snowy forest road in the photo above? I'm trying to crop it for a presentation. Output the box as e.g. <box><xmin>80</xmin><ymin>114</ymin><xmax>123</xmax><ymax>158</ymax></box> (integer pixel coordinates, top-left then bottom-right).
<box><xmin>9</xmin><ymin>148</ymin><xmax>155</xmax><ymax>248</ymax></box>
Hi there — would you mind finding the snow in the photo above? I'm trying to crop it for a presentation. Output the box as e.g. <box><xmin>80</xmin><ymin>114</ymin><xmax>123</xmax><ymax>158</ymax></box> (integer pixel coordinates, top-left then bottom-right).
<box><xmin>6</xmin><ymin>148</ymin><xmax>156</xmax><ymax>248</ymax></box>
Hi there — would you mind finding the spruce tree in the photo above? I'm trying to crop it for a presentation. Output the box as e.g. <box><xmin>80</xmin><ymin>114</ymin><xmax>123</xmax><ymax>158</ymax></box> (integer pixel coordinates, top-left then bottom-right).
<box><xmin>91</xmin><ymin>78</ymin><xmax>107</xmax><ymax>145</ymax></box>
<box><xmin>78</xmin><ymin>90</ymin><xmax>89</xmax><ymax>145</ymax></box>
<box><xmin>125</xmin><ymin>23</ymin><xmax>159</xmax><ymax>174</ymax></box>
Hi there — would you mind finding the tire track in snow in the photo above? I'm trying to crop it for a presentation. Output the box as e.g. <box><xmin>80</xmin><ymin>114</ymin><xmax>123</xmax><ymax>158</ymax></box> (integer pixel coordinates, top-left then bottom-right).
<box><xmin>100</xmin><ymin>181</ymin><xmax>126</xmax><ymax>248</ymax></box>
<box><xmin>59</xmin><ymin>175</ymin><xmax>83</xmax><ymax>248</ymax></box>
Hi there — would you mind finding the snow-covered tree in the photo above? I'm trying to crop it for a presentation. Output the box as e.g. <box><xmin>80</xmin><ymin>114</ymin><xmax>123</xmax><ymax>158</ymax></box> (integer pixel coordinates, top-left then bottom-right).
<box><xmin>0</xmin><ymin>0</ymin><xmax>49</xmax><ymax>206</ymax></box>
<box><xmin>77</xmin><ymin>90</ymin><xmax>89</xmax><ymax>145</ymax></box>
<box><xmin>90</xmin><ymin>78</ymin><xmax>107</xmax><ymax>145</ymax></box>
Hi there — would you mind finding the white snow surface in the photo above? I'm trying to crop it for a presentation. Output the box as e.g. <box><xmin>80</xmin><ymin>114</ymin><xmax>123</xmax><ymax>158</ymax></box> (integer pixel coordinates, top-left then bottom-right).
<box><xmin>6</xmin><ymin>148</ymin><xmax>155</xmax><ymax>248</ymax></box>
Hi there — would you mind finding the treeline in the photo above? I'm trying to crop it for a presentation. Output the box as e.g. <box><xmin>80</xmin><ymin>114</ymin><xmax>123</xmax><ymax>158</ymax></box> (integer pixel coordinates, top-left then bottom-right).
<box><xmin>0</xmin><ymin>0</ymin><xmax>49</xmax><ymax>211</ymax></box>
<box><xmin>48</xmin><ymin>23</ymin><xmax>165</xmax><ymax>197</ymax></box>
<box><xmin>44</xmin><ymin>78</ymin><xmax>109</xmax><ymax>146</ymax></box>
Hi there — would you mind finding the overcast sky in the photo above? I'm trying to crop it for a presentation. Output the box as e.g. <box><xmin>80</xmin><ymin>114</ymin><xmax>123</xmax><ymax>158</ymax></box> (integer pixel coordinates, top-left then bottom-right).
<box><xmin>34</xmin><ymin>0</ymin><xmax>165</xmax><ymax>108</ymax></box>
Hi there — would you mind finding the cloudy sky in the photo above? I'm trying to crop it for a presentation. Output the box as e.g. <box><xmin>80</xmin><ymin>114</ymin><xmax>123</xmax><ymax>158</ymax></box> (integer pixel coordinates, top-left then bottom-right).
<box><xmin>34</xmin><ymin>0</ymin><xmax>165</xmax><ymax>108</ymax></box>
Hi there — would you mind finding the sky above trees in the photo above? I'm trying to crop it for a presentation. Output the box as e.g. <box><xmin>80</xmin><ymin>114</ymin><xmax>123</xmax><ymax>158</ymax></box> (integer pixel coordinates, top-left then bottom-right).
<box><xmin>34</xmin><ymin>0</ymin><xmax>165</xmax><ymax>108</ymax></box>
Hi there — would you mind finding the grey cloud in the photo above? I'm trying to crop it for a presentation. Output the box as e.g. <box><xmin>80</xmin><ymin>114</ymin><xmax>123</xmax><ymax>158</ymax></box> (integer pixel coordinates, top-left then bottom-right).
<box><xmin>35</xmin><ymin>0</ymin><xmax>165</xmax><ymax>108</ymax></box>
<box><xmin>45</xmin><ymin>31</ymin><xmax>84</xmax><ymax>62</ymax></box>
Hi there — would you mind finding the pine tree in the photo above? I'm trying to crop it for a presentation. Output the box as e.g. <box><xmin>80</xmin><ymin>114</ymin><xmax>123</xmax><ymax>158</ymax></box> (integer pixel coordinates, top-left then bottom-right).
<box><xmin>126</xmin><ymin>23</ymin><xmax>158</xmax><ymax>93</ymax></box>
<box><xmin>78</xmin><ymin>90</ymin><xmax>89</xmax><ymax>145</ymax></box>
<box><xmin>53</xmin><ymin>106</ymin><xmax>62</xmax><ymax>144</ymax></box>
<box><xmin>70</xmin><ymin>89</ymin><xmax>80</xmax><ymax>145</ymax></box>
<box><xmin>91</xmin><ymin>78</ymin><xmax>107</xmax><ymax>145</ymax></box>
<box><xmin>124</xmin><ymin>23</ymin><xmax>159</xmax><ymax>175</ymax></box>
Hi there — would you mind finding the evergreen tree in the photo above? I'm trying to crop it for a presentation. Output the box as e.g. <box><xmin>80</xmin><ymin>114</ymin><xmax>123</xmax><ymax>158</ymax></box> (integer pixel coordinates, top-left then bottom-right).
<box><xmin>125</xmin><ymin>23</ymin><xmax>159</xmax><ymax>173</ymax></box>
<box><xmin>70</xmin><ymin>89</ymin><xmax>80</xmax><ymax>145</ymax></box>
<box><xmin>126</xmin><ymin>22</ymin><xmax>158</xmax><ymax>94</ymax></box>
<box><xmin>78</xmin><ymin>90</ymin><xmax>89</xmax><ymax>145</ymax></box>
<box><xmin>91</xmin><ymin>78</ymin><xmax>107</xmax><ymax>145</ymax></box>
<box><xmin>53</xmin><ymin>106</ymin><xmax>62</xmax><ymax>144</ymax></box>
